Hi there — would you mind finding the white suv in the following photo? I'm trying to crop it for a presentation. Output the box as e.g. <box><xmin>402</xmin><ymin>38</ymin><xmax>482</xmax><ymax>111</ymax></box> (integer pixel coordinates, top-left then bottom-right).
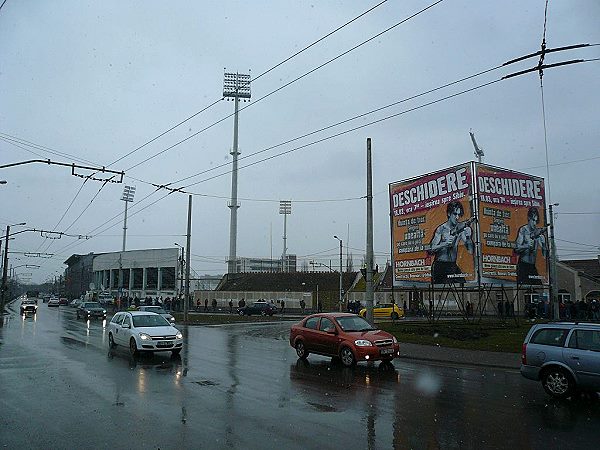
<box><xmin>108</xmin><ymin>311</ymin><xmax>183</xmax><ymax>356</ymax></box>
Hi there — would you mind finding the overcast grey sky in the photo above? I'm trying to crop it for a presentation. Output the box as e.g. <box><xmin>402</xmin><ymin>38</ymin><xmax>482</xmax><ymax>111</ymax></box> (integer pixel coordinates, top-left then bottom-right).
<box><xmin>1</xmin><ymin>0</ymin><xmax>599</xmax><ymax>284</ymax></box>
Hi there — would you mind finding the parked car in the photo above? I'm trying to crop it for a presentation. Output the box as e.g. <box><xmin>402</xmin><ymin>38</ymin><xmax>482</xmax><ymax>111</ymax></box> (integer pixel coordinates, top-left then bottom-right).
<box><xmin>520</xmin><ymin>322</ymin><xmax>600</xmax><ymax>398</ymax></box>
<box><xmin>59</xmin><ymin>298</ymin><xmax>69</xmax><ymax>306</ymax></box>
<box><xmin>47</xmin><ymin>297</ymin><xmax>60</xmax><ymax>307</ymax></box>
<box><xmin>76</xmin><ymin>302</ymin><xmax>107</xmax><ymax>320</ymax></box>
<box><xmin>359</xmin><ymin>303</ymin><xmax>404</xmax><ymax>320</ymax></box>
<box><xmin>138</xmin><ymin>306</ymin><xmax>175</xmax><ymax>323</ymax></box>
<box><xmin>289</xmin><ymin>312</ymin><xmax>400</xmax><ymax>367</ymax></box>
<box><xmin>237</xmin><ymin>300</ymin><xmax>277</xmax><ymax>316</ymax></box>
<box><xmin>108</xmin><ymin>311</ymin><xmax>183</xmax><ymax>356</ymax></box>
<box><xmin>20</xmin><ymin>299</ymin><xmax>38</xmax><ymax>314</ymax></box>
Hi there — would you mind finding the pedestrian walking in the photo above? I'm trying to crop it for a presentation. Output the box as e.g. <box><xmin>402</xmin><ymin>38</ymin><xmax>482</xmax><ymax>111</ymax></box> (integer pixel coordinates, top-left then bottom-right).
<box><xmin>228</xmin><ymin>299</ymin><xmax>233</xmax><ymax>314</ymax></box>
<box><xmin>196</xmin><ymin>298</ymin><xmax>201</xmax><ymax>311</ymax></box>
<box><xmin>317</xmin><ymin>299</ymin><xmax>322</xmax><ymax>313</ymax></box>
<box><xmin>280</xmin><ymin>299</ymin><xmax>285</xmax><ymax>314</ymax></box>
<box><xmin>299</xmin><ymin>298</ymin><xmax>306</xmax><ymax>314</ymax></box>
<box><xmin>212</xmin><ymin>298</ymin><xmax>217</xmax><ymax>312</ymax></box>
<box><xmin>204</xmin><ymin>298</ymin><xmax>208</xmax><ymax>312</ymax></box>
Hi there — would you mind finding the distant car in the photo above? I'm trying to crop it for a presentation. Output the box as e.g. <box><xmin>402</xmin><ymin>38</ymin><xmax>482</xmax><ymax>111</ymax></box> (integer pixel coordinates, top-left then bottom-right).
<box><xmin>289</xmin><ymin>312</ymin><xmax>400</xmax><ymax>367</ymax></box>
<box><xmin>359</xmin><ymin>303</ymin><xmax>404</xmax><ymax>320</ymax></box>
<box><xmin>43</xmin><ymin>295</ymin><xmax>50</xmax><ymax>303</ymax></box>
<box><xmin>76</xmin><ymin>302</ymin><xmax>107</xmax><ymax>320</ymax></box>
<box><xmin>20</xmin><ymin>299</ymin><xmax>38</xmax><ymax>314</ymax></box>
<box><xmin>47</xmin><ymin>297</ymin><xmax>60</xmax><ymax>307</ymax></box>
<box><xmin>520</xmin><ymin>322</ymin><xmax>600</xmax><ymax>399</ymax></box>
<box><xmin>59</xmin><ymin>298</ymin><xmax>69</xmax><ymax>306</ymax></box>
<box><xmin>138</xmin><ymin>306</ymin><xmax>175</xmax><ymax>323</ymax></box>
<box><xmin>108</xmin><ymin>311</ymin><xmax>183</xmax><ymax>356</ymax></box>
<box><xmin>69</xmin><ymin>299</ymin><xmax>82</xmax><ymax>308</ymax></box>
<box><xmin>237</xmin><ymin>301</ymin><xmax>277</xmax><ymax>316</ymax></box>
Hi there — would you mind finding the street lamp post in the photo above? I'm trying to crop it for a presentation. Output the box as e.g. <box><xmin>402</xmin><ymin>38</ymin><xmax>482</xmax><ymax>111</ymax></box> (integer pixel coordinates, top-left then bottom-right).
<box><xmin>279</xmin><ymin>201</ymin><xmax>292</xmax><ymax>272</ymax></box>
<box><xmin>1</xmin><ymin>222</ymin><xmax>27</xmax><ymax>324</ymax></box>
<box><xmin>333</xmin><ymin>235</ymin><xmax>343</xmax><ymax>312</ymax></box>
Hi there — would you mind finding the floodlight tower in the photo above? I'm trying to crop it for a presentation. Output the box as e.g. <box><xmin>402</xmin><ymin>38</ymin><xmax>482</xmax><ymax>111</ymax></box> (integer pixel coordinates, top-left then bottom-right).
<box><xmin>279</xmin><ymin>201</ymin><xmax>292</xmax><ymax>272</ymax></box>
<box><xmin>121</xmin><ymin>185</ymin><xmax>136</xmax><ymax>251</ymax></box>
<box><xmin>223</xmin><ymin>71</ymin><xmax>251</xmax><ymax>274</ymax></box>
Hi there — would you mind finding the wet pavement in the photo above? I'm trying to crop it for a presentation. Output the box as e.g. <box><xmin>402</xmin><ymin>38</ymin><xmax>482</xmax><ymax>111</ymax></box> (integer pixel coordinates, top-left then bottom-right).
<box><xmin>1</xmin><ymin>303</ymin><xmax>599</xmax><ymax>449</ymax></box>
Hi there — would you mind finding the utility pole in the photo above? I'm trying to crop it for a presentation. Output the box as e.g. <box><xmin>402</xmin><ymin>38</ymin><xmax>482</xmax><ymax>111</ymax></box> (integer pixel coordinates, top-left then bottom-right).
<box><xmin>365</xmin><ymin>138</ymin><xmax>375</xmax><ymax>325</ymax></box>
<box><xmin>334</xmin><ymin>236</ymin><xmax>343</xmax><ymax>312</ymax></box>
<box><xmin>119</xmin><ymin>185</ymin><xmax>135</xmax><ymax>311</ymax></box>
<box><xmin>469</xmin><ymin>130</ymin><xmax>485</xmax><ymax>164</ymax></box>
<box><xmin>223</xmin><ymin>72</ymin><xmax>251</xmax><ymax>274</ymax></box>
<box><xmin>279</xmin><ymin>200</ymin><xmax>292</xmax><ymax>272</ymax></box>
<box><xmin>1</xmin><ymin>222</ymin><xmax>26</xmax><ymax>325</ymax></box>
<box><xmin>1</xmin><ymin>225</ymin><xmax>10</xmax><ymax>323</ymax></box>
<box><xmin>184</xmin><ymin>195</ymin><xmax>192</xmax><ymax>323</ymax></box>
<box><xmin>549</xmin><ymin>203</ymin><xmax>559</xmax><ymax>320</ymax></box>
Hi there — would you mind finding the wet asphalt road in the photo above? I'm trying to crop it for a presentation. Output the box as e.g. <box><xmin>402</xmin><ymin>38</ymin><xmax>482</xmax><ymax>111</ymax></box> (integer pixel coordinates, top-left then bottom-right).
<box><xmin>1</xmin><ymin>303</ymin><xmax>599</xmax><ymax>450</ymax></box>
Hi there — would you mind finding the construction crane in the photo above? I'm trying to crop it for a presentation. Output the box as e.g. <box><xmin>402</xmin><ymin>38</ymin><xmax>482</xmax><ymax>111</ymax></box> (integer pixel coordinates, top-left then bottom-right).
<box><xmin>469</xmin><ymin>130</ymin><xmax>484</xmax><ymax>163</ymax></box>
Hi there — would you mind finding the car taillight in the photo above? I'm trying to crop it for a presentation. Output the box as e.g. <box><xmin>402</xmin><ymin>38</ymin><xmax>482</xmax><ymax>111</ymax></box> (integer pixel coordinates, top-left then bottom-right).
<box><xmin>521</xmin><ymin>343</ymin><xmax>527</xmax><ymax>365</ymax></box>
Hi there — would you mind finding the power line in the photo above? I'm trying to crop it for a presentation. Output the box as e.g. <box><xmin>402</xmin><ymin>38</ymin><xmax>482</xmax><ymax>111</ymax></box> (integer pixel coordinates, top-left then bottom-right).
<box><xmin>108</xmin><ymin>0</ymin><xmax>391</xmax><ymax>170</ymax></box>
<box><xmin>123</xmin><ymin>0</ymin><xmax>446</xmax><ymax>173</ymax></box>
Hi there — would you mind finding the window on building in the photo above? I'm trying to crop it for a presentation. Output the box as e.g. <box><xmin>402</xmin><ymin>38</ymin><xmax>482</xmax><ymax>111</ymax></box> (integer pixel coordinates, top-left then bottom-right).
<box><xmin>132</xmin><ymin>268</ymin><xmax>143</xmax><ymax>289</ymax></box>
<box><xmin>161</xmin><ymin>267</ymin><xmax>176</xmax><ymax>290</ymax></box>
<box><xmin>146</xmin><ymin>267</ymin><xmax>158</xmax><ymax>289</ymax></box>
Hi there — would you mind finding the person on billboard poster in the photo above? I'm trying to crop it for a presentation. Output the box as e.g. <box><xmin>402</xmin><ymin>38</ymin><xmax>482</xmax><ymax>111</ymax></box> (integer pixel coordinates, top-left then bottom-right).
<box><xmin>515</xmin><ymin>206</ymin><xmax>547</xmax><ymax>285</ymax></box>
<box><xmin>428</xmin><ymin>201</ymin><xmax>474</xmax><ymax>284</ymax></box>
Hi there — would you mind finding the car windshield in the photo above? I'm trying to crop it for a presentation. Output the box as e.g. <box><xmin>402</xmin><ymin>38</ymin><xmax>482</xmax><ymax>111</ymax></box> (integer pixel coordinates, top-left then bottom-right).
<box><xmin>83</xmin><ymin>302</ymin><xmax>101</xmax><ymax>308</ymax></box>
<box><xmin>335</xmin><ymin>316</ymin><xmax>376</xmax><ymax>332</ymax></box>
<box><xmin>133</xmin><ymin>314</ymin><xmax>170</xmax><ymax>327</ymax></box>
<box><xmin>144</xmin><ymin>307</ymin><xmax>167</xmax><ymax>314</ymax></box>
<box><xmin>22</xmin><ymin>300</ymin><xmax>35</xmax><ymax>304</ymax></box>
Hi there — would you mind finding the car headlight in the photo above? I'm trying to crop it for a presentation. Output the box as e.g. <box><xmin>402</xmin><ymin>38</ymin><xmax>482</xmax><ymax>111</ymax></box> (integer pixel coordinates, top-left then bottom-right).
<box><xmin>392</xmin><ymin>336</ymin><xmax>398</xmax><ymax>344</ymax></box>
<box><xmin>102</xmin><ymin>310</ymin><xmax>106</xmax><ymax>314</ymax></box>
<box><xmin>139</xmin><ymin>333</ymin><xmax>152</xmax><ymax>340</ymax></box>
<box><xmin>176</xmin><ymin>331</ymin><xmax>183</xmax><ymax>339</ymax></box>
<box><xmin>355</xmin><ymin>339</ymin><xmax>372</xmax><ymax>347</ymax></box>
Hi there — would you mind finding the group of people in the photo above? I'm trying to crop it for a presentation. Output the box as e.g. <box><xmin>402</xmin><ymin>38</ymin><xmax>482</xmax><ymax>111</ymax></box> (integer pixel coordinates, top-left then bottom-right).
<box><xmin>559</xmin><ymin>298</ymin><xmax>600</xmax><ymax>321</ymax></box>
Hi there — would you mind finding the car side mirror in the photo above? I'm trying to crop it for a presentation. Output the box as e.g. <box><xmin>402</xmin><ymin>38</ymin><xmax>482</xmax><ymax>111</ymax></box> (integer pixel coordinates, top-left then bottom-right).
<box><xmin>122</xmin><ymin>323</ymin><xmax>130</xmax><ymax>329</ymax></box>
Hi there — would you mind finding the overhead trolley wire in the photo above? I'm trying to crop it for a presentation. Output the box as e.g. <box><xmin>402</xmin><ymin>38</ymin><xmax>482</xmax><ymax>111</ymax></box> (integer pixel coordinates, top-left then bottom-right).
<box><xmin>123</xmin><ymin>0</ymin><xmax>446</xmax><ymax>173</ymax></box>
<box><xmin>110</xmin><ymin>0</ymin><xmax>392</xmax><ymax>171</ymax></box>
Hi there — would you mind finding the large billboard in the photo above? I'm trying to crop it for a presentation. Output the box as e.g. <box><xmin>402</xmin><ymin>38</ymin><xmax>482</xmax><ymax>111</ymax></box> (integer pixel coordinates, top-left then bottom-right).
<box><xmin>389</xmin><ymin>163</ymin><xmax>476</xmax><ymax>287</ymax></box>
<box><xmin>476</xmin><ymin>164</ymin><xmax>548</xmax><ymax>285</ymax></box>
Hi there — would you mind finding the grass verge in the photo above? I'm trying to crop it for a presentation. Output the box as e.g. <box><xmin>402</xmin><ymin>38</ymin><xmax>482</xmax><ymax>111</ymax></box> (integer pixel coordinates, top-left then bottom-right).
<box><xmin>378</xmin><ymin>320</ymin><xmax>539</xmax><ymax>353</ymax></box>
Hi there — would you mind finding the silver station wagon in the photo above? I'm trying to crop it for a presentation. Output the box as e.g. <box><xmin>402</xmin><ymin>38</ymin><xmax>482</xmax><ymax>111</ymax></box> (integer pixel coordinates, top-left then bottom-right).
<box><xmin>520</xmin><ymin>322</ymin><xmax>600</xmax><ymax>398</ymax></box>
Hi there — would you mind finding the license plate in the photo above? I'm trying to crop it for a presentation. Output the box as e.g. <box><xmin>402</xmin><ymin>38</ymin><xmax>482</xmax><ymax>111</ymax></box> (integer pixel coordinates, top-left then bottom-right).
<box><xmin>380</xmin><ymin>348</ymin><xmax>393</xmax><ymax>355</ymax></box>
<box><xmin>157</xmin><ymin>341</ymin><xmax>173</xmax><ymax>348</ymax></box>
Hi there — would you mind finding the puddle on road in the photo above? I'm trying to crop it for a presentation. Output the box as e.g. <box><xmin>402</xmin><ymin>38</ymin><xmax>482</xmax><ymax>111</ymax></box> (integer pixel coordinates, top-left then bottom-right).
<box><xmin>307</xmin><ymin>401</ymin><xmax>338</xmax><ymax>413</ymax></box>
<box><xmin>192</xmin><ymin>380</ymin><xmax>219</xmax><ymax>387</ymax></box>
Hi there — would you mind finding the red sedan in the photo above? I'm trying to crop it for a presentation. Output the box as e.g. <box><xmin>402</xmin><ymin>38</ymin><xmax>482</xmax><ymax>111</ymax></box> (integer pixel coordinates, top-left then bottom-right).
<box><xmin>289</xmin><ymin>312</ymin><xmax>400</xmax><ymax>367</ymax></box>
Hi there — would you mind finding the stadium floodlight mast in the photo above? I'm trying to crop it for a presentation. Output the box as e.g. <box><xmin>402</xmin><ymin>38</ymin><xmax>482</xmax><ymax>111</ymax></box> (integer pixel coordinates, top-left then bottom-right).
<box><xmin>121</xmin><ymin>185</ymin><xmax>136</xmax><ymax>252</ymax></box>
<box><xmin>223</xmin><ymin>71</ymin><xmax>251</xmax><ymax>274</ymax></box>
<box><xmin>279</xmin><ymin>201</ymin><xmax>292</xmax><ymax>272</ymax></box>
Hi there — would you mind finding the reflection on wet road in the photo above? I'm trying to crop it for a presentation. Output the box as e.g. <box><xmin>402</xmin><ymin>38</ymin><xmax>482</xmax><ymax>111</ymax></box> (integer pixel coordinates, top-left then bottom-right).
<box><xmin>1</xmin><ymin>304</ymin><xmax>599</xmax><ymax>449</ymax></box>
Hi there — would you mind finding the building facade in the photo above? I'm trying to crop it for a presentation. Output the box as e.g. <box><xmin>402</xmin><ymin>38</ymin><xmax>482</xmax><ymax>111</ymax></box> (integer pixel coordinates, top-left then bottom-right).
<box><xmin>64</xmin><ymin>253</ymin><xmax>97</xmax><ymax>299</ymax></box>
<box><xmin>92</xmin><ymin>248</ymin><xmax>180</xmax><ymax>300</ymax></box>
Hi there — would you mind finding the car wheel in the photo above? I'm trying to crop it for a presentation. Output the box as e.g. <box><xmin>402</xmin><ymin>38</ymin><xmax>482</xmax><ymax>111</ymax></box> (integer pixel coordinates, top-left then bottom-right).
<box><xmin>261</xmin><ymin>310</ymin><xmax>267</xmax><ymax>316</ymax></box>
<box><xmin>542</xmin><ymin>367</ymin><xmax>574</xmax><ymax>399</ymax></box>
<box><xmin>391</xmin><ymin>312</ymin><xmax>399</xmax><ymax>320</ymax></box>
<box><xmin>171</xmin><ymin>349</ymin><xmax>181</xmax><ymax>356</ymax></box>
<box><xmin>108</xmin><ymin>333</ymin><xmax>116</xmax><ymax>348</ymax></box>
<box><xmin>129</xmin><ymin>338</ymin><xmax>138</xmax><ymax>356</ymax></box>
<box><xmin>295</xmin><ymin>340</ymin><xmax>309</xmax><ymax>359</ymax></box>
<box><xmin>340</xmin><ymin>347</ymin><xmax>356</xmax><ymax>367</ymax></box>
<box><xmin>238</xmin><ymin>310</ymin><xmax>245</xmax><ymax>316</ymax></box>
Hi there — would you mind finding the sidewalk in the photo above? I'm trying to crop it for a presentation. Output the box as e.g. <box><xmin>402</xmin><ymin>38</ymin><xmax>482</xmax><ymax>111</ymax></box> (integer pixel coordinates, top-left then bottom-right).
<box><xmin>398</xmin><ymin>342</ymin><xmax>521</xmax><ymax>370</ymax></box>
